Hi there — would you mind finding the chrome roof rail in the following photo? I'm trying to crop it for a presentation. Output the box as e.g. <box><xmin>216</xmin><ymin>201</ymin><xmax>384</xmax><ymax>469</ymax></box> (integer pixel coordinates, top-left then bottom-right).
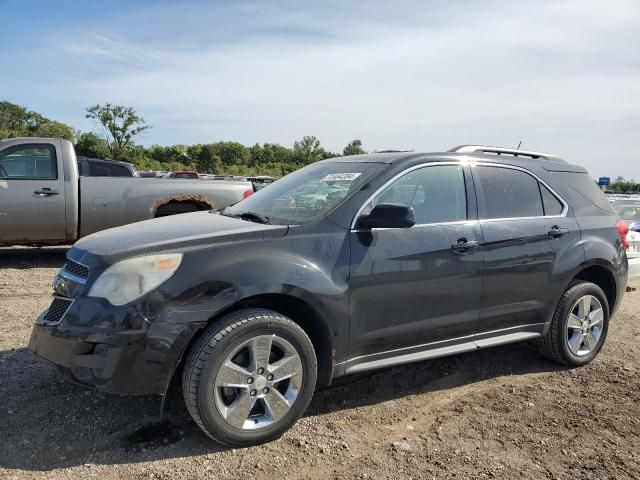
<box><xmin>448</xmin><ymin>145</ymin><xmax>566</xmax><ymax>163</ymax></box>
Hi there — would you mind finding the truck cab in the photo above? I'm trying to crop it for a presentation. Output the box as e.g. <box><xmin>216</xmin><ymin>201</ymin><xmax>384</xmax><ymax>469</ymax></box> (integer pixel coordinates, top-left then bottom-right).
<box><xmin>0</xmin><ymin>137</ymin><xmax>76</xmax><ymax>244</ymax></box>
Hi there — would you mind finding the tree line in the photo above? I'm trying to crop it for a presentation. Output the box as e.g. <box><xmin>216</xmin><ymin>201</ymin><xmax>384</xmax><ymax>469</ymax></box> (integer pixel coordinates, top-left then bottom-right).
<box><xmin>1</xmin><ymin>101</ymin><xmax>366</xmax><ymax>177</ymax></box>
<box><xmin>607</xmin><ymin>177</ymin><xmax>640</xmax><ymax>194</ymax></box>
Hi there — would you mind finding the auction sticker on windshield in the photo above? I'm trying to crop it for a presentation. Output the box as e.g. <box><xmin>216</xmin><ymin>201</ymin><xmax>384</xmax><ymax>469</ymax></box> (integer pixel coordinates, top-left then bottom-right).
<box><xmin>321</xmin><ymin>173</ymin><xmax>362</xmax><ymax>182</ymax></box>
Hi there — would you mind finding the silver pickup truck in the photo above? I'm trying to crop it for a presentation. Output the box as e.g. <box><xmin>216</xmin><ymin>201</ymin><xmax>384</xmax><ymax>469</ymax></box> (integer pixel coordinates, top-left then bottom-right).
<box><xmin>0</xmin><ymin>137</ymin><xmax>254</xmax><ymax>246</ymax></box>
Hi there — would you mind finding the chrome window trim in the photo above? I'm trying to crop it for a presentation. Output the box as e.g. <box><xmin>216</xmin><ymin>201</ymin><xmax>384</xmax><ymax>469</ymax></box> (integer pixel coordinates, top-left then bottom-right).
<box><xmin>471</xmin><ymin>161</ymin><xmax>569</xmax><ymax>220</ymax></box>
<box><xmin>349</xmin><ymin>161</ymin><xmax>468</xmax><ymax>230</ymax></box>
<box><xmin>350</xmin><ymin>160</ymin><xmax>569</xmax><ymax>230</ymax></box>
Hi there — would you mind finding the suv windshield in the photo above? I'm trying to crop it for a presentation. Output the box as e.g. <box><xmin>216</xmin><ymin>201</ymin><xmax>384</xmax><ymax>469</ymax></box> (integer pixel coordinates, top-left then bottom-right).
<box><xmin>223</xmin><ymin>162</ymin><xmax>385</xmax><ymax>225</ymax></box>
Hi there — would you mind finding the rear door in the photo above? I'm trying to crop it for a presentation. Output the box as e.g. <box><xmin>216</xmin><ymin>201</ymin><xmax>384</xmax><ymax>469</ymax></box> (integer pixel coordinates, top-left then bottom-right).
<box><xmin>470</xmin><ymin>163</ymin><xmax>580</xmax><ymax>341</ymax></box>
<box><xmin>0</xmin><ymin>142</ymin><xmax>67</xmax><ymax>244</ymax></box>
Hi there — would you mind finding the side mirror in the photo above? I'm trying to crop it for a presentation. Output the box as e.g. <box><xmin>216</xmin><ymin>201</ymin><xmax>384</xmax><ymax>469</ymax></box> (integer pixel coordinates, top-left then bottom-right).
<box><xmin>357</xmin><ymin>203</ymin><xmax>416</xmax><ymax>229</ymax></box>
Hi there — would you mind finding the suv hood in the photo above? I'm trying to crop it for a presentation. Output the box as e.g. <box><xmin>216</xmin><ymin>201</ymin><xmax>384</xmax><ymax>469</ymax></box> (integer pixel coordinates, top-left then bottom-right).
<box><xmin>71</xmin><ymin>211</ymin><xmax>288</xmax><ymax>263</ymax></box>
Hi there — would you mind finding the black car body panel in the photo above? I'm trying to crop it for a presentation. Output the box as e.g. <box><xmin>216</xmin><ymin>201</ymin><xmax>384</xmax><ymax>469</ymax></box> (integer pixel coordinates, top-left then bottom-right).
<box><xmin>29</xmin><ymin>149</ymin><xmax>628</xmax><ymax>395</ymax></box>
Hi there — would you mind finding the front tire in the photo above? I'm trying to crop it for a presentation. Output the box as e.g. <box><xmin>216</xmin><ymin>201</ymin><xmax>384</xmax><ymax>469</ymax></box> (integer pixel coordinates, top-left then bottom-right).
<box><xmin>182</xmin><ymin>309</ymin><xmax>317</xmax><ymax>447</ymax></box>
<box><xmin>537</xmin><ymin>281</ymin><xmax>609</xmax><ymax>367</ymax></box>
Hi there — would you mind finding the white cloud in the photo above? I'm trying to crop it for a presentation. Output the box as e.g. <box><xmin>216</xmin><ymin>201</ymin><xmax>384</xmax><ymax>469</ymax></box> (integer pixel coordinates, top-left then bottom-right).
<box><xmin>7</xmin><ymin>0</ymin><xmax>640</xmax><ymax>178</ymax></box>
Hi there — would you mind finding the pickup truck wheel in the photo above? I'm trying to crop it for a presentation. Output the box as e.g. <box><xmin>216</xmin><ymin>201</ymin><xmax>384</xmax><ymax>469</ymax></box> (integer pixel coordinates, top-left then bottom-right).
<box><xmin>182</xmin><ymin>309</ymin><xmax>317</xmax><ymax>447</ymax></box>
<box><xmin>536</xmin><ymin>281</ymin><xmax>609</xmax><ymax>367</ymax></box>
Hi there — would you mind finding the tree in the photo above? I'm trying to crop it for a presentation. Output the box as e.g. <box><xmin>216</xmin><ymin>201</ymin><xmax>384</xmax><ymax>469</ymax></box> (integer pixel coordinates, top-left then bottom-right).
<box><xmin>293</xmin><ymin>135</ymin><xmax>326</xmax><ymax>165</ymax></box>
<box><xmin>197</xmin><ymin>144</ymin><xmax>222</xmax><ymax>173</ymax></box>
<box><xmin>211</xmin><ymin>141</ymin><xmax>248</xmax><ymax>166</ymax></box>
<box><xmin>0</xmin><ymin>101</ymin><xmax>73</xmax><ymax>140</ymax></box>
<box><xmin>608</xmin><ymin>176</ymin><xmax>639</xmax><ymax>193</ymax></box>
<box><xmin>75</xmin><ymin>132</ymin><xmax>111</xmax><ymax>158</ymax></box>
<box><xmin>343</xmin><ymin>139</ymin><xmax>365</xmax><ymax>156</ymax></box>
<box><xmin>85</xmin><ymin>103</ymin><xmax>151</xmax><ymax>159</ymax></box>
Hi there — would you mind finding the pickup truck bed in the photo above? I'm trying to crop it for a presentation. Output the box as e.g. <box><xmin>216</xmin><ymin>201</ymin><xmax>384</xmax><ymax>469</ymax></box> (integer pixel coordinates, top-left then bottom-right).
<box><xmin>0</xmin><ymin>137</ymin><xmax>253</xmax><ymax>246</ymax></box>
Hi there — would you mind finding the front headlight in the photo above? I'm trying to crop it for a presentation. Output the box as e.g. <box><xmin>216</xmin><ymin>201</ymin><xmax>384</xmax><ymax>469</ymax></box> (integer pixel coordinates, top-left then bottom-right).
<box><xmin>88</xmin><ymin>253</ymin><xmax>183</xmax><ymax>306</ymax></box>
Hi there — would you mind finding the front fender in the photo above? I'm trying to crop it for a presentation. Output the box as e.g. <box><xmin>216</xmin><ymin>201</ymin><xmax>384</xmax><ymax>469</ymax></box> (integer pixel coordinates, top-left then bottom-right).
<box><xmin>139</xmin><ymin>225</ymin><xmax>351</xmax><ymax>394</ymax></box>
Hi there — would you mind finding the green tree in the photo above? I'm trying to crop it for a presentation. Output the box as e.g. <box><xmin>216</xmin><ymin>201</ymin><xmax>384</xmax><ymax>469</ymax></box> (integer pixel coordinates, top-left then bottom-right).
<box><xmin>211</xmin><ymin>141</ymin><xmax>248</xmax><ymax>166</ymax></box>
<box><xmin>343</xmin><ymin>139</ymin><xmax>365</xmax><ymax>156</ymax></box>
<box><xmin>74</xmin><ymin>132</ymin><xmax>111</xmax><ymax>158</ymax></box>
<box><xmin>0</xmin><ymin>101</ymin><xmax>73</xmax><ymax>140</ymax></box>
<box><xmin>197</xmin><ymin>144</ymin><xmax>222</xmax><ymax>173</ymax></box>
<box><xmin>85</xmin><ymin>103</ymin><xmax>151</xmax><ymax>159</ymax></box>
<box><xmin>293</xmin><ymin>135</ymin><xmax>325</xmax><ymax>165</ymax></box>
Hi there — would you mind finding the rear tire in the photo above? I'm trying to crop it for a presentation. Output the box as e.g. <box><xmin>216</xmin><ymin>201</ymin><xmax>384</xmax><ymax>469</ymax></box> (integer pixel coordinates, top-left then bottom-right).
<box><xmin>182</xmin><ymin>309</ymin><xmax>317</xmax><ymax>447</ymax></box>
<box><xmin>537</xmin><ymin>281</ymin><xmax>609</xmax><ymax>367</ymax></box>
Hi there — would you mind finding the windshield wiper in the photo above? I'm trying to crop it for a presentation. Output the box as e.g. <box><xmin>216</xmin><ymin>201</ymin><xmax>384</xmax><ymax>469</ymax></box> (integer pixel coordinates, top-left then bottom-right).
<box><xmin>225</xmin><ymin>211</ymin><xmax>271</xmax><ymax>224</ymax></box>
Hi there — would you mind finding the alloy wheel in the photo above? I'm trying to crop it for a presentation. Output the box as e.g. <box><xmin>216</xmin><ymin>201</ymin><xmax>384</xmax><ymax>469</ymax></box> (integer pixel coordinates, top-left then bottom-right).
<box><xmin>566</xmin><ymin>294</ymin><xmax>604</xmax><ymax>356</ymax></box>
<box><xmin>213</xmin><ymin>334</ymin><xmax>303</xmax><ymax>430</ymax></box>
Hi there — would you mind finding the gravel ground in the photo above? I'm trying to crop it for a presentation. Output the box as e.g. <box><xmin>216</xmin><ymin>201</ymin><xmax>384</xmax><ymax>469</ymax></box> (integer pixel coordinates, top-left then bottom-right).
<box><xmin>1</xmin><ymin>247</ymin><xmax>639</xmax><ymax>479</ymax></box>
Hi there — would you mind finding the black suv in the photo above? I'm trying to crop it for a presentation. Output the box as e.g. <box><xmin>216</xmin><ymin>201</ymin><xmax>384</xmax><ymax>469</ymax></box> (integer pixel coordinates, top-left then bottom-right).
<box><xmin>29</xmin><ymin>145</ymin><xmax>628</xmax><ymax>447</ymax></box>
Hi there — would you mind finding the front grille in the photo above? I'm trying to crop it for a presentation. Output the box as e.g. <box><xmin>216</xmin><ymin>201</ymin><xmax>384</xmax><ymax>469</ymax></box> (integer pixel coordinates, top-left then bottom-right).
<box><xmin>63</xmin><ymin>260</ymin><xmax>89</xmax><ymax>279</ymax></box>
<box><xmin>43</xmin><ymin>298</ymin><xmax>73</xmax><ymax>324</ymax></box>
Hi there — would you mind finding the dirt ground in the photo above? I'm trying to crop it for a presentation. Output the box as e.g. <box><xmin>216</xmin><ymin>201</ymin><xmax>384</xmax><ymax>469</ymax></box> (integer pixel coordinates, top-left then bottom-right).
<box><xmin>1</xmin><ymin>247</ymin><xmax>639</xmax><ymax>480</ymax></box>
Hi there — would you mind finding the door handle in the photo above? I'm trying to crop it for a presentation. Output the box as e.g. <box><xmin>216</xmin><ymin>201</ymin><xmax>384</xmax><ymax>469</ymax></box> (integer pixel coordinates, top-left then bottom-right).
<box><xmin>34</xmin><ymin>188</ymin><xmax>59</xmax><ymax>196</ymax></box>
<box><xmin>548</xmin><ymin>225</ymin><xmax>569</xmax><ymax>238</ymax></box>
<box><xmin>451</xmin><ymin>238</ymin><xmax>480</xmax><ymax>253</ymax></box>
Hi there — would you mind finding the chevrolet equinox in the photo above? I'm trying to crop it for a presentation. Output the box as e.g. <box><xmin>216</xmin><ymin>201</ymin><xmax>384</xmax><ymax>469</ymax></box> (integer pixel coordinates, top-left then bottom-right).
<box><xmin>29</xmin><ymin>145</ymin><xmax>628</xmax><ymax>447</ymax></box>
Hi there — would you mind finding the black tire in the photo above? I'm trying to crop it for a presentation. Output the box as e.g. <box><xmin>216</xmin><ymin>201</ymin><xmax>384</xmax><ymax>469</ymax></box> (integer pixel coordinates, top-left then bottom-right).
<box><xmin>537</xmin><ymin>281</ymin><xmax>609</xmax><ymax>366</ymax></box>
<box><xmin>182</xmin><ymin>309</ymin><xmax>317</xmax><ymax>447</ymax></box>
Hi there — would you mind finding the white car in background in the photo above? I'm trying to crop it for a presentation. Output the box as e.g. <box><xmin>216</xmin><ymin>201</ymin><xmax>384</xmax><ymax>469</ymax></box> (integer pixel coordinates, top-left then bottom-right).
<box><xmin>609</xmin><ymin>198</ymin><xmax>640</xmax><ymax>277</ymax></box>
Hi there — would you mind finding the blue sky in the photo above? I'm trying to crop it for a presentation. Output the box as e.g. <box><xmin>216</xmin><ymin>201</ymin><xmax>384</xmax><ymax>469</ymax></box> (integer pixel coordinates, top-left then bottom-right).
<box><xmin>1</xmin><ymin>0</ymin><xmax>639</xmax><ymax>178</ymax></box>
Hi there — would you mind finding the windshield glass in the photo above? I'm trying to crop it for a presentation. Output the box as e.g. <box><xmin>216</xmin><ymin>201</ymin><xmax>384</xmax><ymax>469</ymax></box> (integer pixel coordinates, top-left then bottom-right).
<box><xmin>223</xmin><ymin>162</ymin><xmax>385</xmax><ymax>225</ymax></box>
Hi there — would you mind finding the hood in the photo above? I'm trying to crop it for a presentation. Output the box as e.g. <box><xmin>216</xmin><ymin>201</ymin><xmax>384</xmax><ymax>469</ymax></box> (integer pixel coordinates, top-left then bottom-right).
<box><xmin>71</xmin><ymin>211</ymin><xmax>288</xmax><ymax>262</ymax></box>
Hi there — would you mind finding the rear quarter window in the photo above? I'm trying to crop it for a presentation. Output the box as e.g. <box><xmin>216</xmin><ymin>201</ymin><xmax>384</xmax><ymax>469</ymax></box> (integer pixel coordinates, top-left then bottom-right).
<box><xmin>552</xmin><ymin>172</ymin><xmax>614</xmax><ymax>213</ymax></box>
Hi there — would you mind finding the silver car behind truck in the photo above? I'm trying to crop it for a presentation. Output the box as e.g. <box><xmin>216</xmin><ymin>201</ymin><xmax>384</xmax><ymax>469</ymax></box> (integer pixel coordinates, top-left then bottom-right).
<box><xmin>0</xmin><ymin>137</ymin><xmax>254</xmax><ymax>246</ymax></box>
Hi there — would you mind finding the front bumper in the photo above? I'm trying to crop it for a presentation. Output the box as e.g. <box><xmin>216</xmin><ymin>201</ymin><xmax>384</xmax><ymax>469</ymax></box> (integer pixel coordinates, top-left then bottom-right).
<box><xmin>29</xmin><ymin>299</ymin><xmax>205</xmax><ymax>395</ymax></box>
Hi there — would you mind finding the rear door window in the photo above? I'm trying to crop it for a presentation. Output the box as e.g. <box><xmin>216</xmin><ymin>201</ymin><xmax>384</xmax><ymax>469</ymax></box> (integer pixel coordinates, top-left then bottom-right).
<box><xmin>474</xmin><ymin>166</ymin><xmax>543</xmax><ymax>219</ymax></box>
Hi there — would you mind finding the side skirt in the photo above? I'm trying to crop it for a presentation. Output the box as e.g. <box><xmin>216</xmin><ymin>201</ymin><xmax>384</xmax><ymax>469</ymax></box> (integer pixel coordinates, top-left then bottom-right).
<box><xmin>344</xmin><ymin>325</ymin><xmax>543</xmax><ymax>375</ymax></box>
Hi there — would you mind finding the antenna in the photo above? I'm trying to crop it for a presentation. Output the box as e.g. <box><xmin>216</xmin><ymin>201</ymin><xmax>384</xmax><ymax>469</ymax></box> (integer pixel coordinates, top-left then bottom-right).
<box><xmin>517</xmin><ymin>140</ymin><xmax>522</xmax><ymax>149</ymax></box>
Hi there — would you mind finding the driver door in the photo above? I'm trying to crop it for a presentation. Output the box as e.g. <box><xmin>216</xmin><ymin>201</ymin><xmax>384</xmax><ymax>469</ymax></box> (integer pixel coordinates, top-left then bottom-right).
<box><xmin>347</xmin><ymin>163</ymin><xmax>484</xmax><ymax>371</ymax></box>
<box><xmin>0</xmin><ymin>141</ymin><xmax>67</xmax><ymax>244</ymax></box>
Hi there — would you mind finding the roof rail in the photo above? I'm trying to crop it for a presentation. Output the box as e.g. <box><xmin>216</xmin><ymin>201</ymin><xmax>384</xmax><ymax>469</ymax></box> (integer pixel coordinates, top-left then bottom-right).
<box><xmin>448</xmin><ymin>145</ymin><xmax>565</xmax><ymax>163</ymax></box>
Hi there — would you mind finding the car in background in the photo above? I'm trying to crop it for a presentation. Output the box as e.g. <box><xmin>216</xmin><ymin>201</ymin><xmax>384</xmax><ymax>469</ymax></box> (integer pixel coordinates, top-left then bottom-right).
<box><xmin>170</xmin><ymin>171</ymin><xmax>200</xmax><ymax>179</ymax></box>
<box><xmin>247</xmin><ymin>175</ymin><xmax>276</xmax><ymax>191</ymax></box>
<box><xmin>77</xmin><ymin>156</ymin><xmax>140</xmax><ymax>177</ymax></box>
<box><xmin>610</xmin><ymin>200</ymin><xmax>640</xmax><ymax>277</ymax></box>
<box><xmin>139</xmin><ymin>170</ymin><xmax>161</xmax><ymax>178</ymax></box>
<box><xmin>0</xmin><ymin>137</ymin><xmax>255</xmax><ymax>246</ymax></box>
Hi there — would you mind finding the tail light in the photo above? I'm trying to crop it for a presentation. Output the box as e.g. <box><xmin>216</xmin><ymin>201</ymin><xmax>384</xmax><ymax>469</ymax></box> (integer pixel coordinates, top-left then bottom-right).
<box><xmin>243</xmin><ymin>189</ymin><xmax>253</xmax><ymax>199</ymax></box>
<box><xmin>616</xmin><ymin>220</ymin><xmax>629</xmax><ymax>250</ymax></box>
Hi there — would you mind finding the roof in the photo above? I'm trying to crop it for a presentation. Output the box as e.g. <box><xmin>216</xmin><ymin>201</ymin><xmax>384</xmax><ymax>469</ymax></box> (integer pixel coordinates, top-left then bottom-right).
<box><xmin>318</xmin><ymin>145</ymin><xmax>585</xmax><ymax>172</ymax></box>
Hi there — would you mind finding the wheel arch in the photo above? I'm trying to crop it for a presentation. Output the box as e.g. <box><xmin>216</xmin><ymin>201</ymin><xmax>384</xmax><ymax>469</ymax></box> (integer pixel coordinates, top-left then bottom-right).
<box><xmin>571</xmin><ymin>263</ymin><xmax>617</xmax><ymax>313</ymax></box>
<box><xmin>152</xmin><ymin>195</ymin><xmax>214</xmax><ymax>217</ymax></box>
<box><xmin>165</xmin><ymin>293</ymin><xmax>335</xmax><ymax>401</ymax></box>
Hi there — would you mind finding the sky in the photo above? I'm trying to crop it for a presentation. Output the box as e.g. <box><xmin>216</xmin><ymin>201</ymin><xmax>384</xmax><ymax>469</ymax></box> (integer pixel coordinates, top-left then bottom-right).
<box><xmin>1</xmin><ymin>0</ymin><xmax>639</xmax><ymax>179</ymax></box>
